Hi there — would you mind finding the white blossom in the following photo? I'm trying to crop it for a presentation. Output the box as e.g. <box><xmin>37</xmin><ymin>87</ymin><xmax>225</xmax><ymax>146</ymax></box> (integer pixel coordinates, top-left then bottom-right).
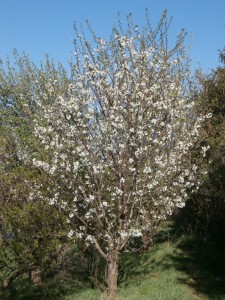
<box><xmin>31</xmin><ymin>14</ymin><xmax>208</xmax><ymax>268</ymax></box>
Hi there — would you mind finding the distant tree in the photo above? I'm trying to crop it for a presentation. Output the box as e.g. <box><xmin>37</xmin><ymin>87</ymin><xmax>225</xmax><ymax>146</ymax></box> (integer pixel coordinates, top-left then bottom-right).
<box><xmin>31</xmin><ymin>11</ymin><xmax>208</xmax><ymax>299</ymax></box>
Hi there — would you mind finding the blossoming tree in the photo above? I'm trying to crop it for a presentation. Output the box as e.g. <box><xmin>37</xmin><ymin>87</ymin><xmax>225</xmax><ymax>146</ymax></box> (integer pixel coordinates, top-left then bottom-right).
<box><xmin>32</xmin><ymin>12</ymin><xmax>209</xmax><ymax>299</ymax></box>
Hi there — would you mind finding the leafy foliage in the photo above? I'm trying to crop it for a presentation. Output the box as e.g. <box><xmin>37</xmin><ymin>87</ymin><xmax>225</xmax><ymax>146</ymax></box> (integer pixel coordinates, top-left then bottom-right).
<box><xmin>0</xmin><ymin>52</ymin><xmax>71</xmax><ymax>296</ymax></box>
<box><xmin>175</xmin><ymin>48</ymin><xmax>225</xmax><ymax>240</ymax></box>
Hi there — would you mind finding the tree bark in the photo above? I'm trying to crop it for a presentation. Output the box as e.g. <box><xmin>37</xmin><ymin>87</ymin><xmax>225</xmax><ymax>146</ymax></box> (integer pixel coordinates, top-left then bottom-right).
<box><xmin>31</xmin><ymin>268</ymin><xmax>42</xmax><ymax>286</ymax></box>
<box><xmin>106</xmin><ymin>251</ymin><xmax>119</xmax><ymax>300</ymax></box>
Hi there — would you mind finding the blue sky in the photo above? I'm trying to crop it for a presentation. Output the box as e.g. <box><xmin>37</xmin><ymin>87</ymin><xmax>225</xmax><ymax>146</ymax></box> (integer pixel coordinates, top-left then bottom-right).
<box><xmin>0</xmin><ymin>0</ymin><xmax>224</xmax><ymax>73</ymax></box>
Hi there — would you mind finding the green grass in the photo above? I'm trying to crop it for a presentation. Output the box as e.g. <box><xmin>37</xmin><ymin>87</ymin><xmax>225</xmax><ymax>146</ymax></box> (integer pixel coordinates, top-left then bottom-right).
<box><xmin>64</xmin><ymin>222</ymin><xmax>225</xmax><ymax>300</ymax></box>
<box><xmin>64</xmin><ymin>240</ymin><xmax>204</xmax><ymax>300</ymax></box>
<box><xmin>116</xmin><ymin>245</ymin><xmax>199</xmax><ymax>300</ymax></box>
<box><xmin>64</xmin><ymin>289</ymin><xmax>101</xmax><ymax>300</ymax></box>
<box><xmin>171</xmin><ymin>235</ymin><xmax>225</xmax><ymax>300</ymax></box>
<box><xmin>2</xmin><ymin>221</ymin><xmax>225</xmax><ymax>299</ymax></box>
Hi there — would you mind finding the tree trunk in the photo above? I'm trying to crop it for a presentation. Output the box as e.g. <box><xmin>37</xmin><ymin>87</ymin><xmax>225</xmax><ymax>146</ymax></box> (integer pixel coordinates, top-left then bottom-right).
<box><xmin>106</xmin><ymin>251</ymin><xmax>119</xmax><ymax>300</ymax></box>
<box><xmin>31</xmin><ymin>268</ymin><xmax>42</xmax><ymax>286</ymax></box>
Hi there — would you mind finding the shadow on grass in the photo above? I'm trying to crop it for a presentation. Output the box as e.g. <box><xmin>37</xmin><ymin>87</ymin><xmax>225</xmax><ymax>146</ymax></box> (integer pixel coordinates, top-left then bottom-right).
<box><xmin>119</xmin><ymin>221</ymin><xmax>225</xmax><ymax>300</ymax></box>
<box><xmin>156</xmin><ymin>221</ymin><xmax>225</xmax><ymax>299</ymax></box>
<box><xmin>170</xmin><ymin>236</ymin><xmax>225</xmax><ymax>300</ymax></box>
<box><xmin>118</xmin><ymin>221</ymin><xmax>179</xmax><ymax>287</ymax></box>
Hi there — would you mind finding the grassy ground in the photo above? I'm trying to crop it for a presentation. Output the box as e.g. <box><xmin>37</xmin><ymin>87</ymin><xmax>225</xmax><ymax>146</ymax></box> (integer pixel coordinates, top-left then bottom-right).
<box><xmin>64</xmin><ymin>240</ymin><xmax>201</xmax><ymax>300</ymax></box>
<box><xmin>64</xmin><ymin>221</ymin><xmax>225</xmax><ymax>300</ymax></box>
<box><xmin>2</xmin><ymin>222</ymin><xmax>225</xmax><ymax>299</ymax></box>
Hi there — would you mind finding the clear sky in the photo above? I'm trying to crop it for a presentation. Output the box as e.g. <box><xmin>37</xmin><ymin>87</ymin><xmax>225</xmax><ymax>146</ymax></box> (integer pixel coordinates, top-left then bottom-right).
<box><xmin>0</xmin><ymin>0</ymin><xmax>224</xmax><ymax>73</ymax></box>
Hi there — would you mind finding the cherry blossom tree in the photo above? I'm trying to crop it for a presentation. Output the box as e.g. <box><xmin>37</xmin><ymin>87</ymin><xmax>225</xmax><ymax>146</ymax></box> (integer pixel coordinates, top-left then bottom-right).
<box><xmin>31</xmin><ymin>11</ymin><xmax>209</xmax><ymax>299</ymax></box>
